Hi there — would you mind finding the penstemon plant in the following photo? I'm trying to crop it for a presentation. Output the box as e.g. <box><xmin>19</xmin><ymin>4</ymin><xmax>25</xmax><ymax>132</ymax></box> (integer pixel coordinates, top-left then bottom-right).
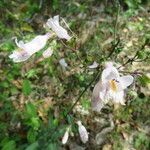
<box><xmin>8</xmin><ymin>14</ymin><xmax>135</xmax><ymax>145</ymax></box>
<box><xmin>3</xmin><ymin>1</ymin><xmax>149</xmax><ymax>148</ymax></box>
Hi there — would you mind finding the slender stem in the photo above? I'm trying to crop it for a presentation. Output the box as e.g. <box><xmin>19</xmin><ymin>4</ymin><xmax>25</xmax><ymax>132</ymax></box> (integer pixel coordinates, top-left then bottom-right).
<box><xmin>65</xmin><ymin>68</ymin><xmax>102</xmax><ymax>116</ymax></box>
<box><xmin>119</xmin><ymin>70</ymin><xmax>143</xmax><ymax>75</ymax></box>
<box><xmin>107</xmin><ymin>38</ymin><xmax>120</xmax><ymax>59</ymax></box>
<box><xmin>114</xmin><ymin>0</ymin><xmax>120</xmax><ymax>45</ymax></box>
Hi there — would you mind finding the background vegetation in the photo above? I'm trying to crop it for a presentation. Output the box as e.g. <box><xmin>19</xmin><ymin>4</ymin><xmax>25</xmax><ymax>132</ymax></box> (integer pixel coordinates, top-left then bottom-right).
<box><xmin>0</xmin><ymin>0</ymin><xmax>150</xmax><ymax>149</ymax></box>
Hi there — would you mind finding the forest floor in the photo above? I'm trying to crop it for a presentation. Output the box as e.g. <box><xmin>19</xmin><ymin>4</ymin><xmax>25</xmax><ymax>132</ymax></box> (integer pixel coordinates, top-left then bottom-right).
<box><xmin>0</xmin><ymin>1</ymin><xmax>150</xmax><ymax>150</ymax></box>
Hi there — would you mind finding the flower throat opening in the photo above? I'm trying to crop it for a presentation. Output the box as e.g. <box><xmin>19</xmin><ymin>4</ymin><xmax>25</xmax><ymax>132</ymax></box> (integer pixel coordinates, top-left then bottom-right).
<box><xmin>109</xmin><ymin>79</ymin><xmax>118</xmax><ymax>92</ymax></box>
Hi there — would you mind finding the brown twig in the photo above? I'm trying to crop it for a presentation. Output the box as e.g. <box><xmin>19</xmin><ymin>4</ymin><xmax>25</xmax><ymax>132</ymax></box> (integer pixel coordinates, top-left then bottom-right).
<box><xmin>107</xmin><ymin>38</ymin><xmax>120</xmax><ymax>59</ymax></box>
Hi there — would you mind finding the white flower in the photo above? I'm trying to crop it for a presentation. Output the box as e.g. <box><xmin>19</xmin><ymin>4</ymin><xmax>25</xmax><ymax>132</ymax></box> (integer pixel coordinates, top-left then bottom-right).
<box><xmin>9</xmin><ymin>33</ymin><xmax>51</xmax><ymax>62</ymax></box>
<box><xmin>42</xmin><ymin>47</ymin><xmax>53</xmax><ymax>58</ymax></box>
<box><xmin>88</xmin><ymin>61</ymin><xmax>99</xmax><ymax>69</ymax></box>
<box><xmin>46</xmin><ymin>15</ymin><xmax>71</xmax><ymax>41</ymax></box>
<box><xmin>62</xmin><ymin>127</ymin><xmax>70</xmax><ymax>145</ymax></box>
<box><xmin>92</xmin><ymin>62</ymin><xmax>134</xmax><ymax>111</ymax></box>
<box><xmin>77</xmin><ymin>121</ymin><xmax>88</xmax><ymax>144</ymax></box>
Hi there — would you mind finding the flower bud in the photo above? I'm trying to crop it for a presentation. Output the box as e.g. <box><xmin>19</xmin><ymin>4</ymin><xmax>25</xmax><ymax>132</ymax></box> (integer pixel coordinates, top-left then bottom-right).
<box><xmin>77</xmin><ymin>121</ymin><xmax>88</xmax><ymax>143</ymax></box>
<box><xmin>62</xmin><ymin>127</ymin><xmax>70</xmax><ymax>145</ymax></box>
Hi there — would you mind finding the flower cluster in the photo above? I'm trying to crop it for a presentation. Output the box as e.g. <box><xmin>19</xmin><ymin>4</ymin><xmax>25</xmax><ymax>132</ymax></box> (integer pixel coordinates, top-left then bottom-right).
<box><xmin>9</xmin><ymin>15</ymin><xmax>71</xmax><ymax>63</ymax></box>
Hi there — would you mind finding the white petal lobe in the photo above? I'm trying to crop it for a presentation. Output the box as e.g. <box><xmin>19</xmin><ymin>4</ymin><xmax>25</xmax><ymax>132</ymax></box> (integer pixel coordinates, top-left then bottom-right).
<box><xmin>62</xmin><ymin>128</ymin><xmax>70</xmax><ymax>145</ymax></box>
<box><xmin>88</xmin><ymin>61</ymin><xmax>99</xmax><ymax>69</ymax></box>
<box><xmin>101</xmin><ymin>66</ymin><xmax>120</xmax><ymax>83</ymax></box>
<box><xmin>91</xmin><ymin>81</ymin><xmax>105</xmax><ymax>112</ymax></box>
<box><xmin>119</xmin><ymin>75</ymin><xmax>134</xmax><ymax>89</ymax></box>
<box><xmin>77</xmin><ymin>121</ymin><xmax>88</xmax><ymax>144</ymax></box>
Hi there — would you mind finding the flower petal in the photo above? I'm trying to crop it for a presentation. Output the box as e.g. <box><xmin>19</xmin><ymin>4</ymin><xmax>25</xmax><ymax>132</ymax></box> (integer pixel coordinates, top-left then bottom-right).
<box><xmin>15</xmin><ymin>38</ymin><xmax>25</xmax><ymax>49</ymax></box>
<box><xmin>62</xmin><ymin>127</ymin><xmax>70</xmax><ymax>145</ymax></box>
<box><xmin>110</xmin><ymin>90</ymin><xmax>125</xmax><ymax>105</ymax></box>
<box><xmin>119</xmin><ymin>75</ymin><xmax>134</xmax><ymax>89</ymax></box>
<box><xmin>9</xmin><ymin>51</ymin><xmax>30</xmax><ymax>63</ymax></box>
<box><xmin>77</xmin><ymin>121</ymin><xmax>88</xmax><ymax>144</ymax></box>
<box><xmin>53</xmin><ymin>15</ymin><xmax>59</xmax><ymax>25</ymax></box>
<box><xmin>101</xmin><ymin>66</ymin><xmax>120</xmax><ymax>83</ymax></box>
<box><xmin>92</xmin><ymin>81</ymin><xmax>105</xmax><ymax>112</ymax></box>
<box><xmin>24</xmin><ymin>34</ymin><xmax>50</xmax><ymax>55</ymax></box>
<box><xmin>88</xmin><ymin>61</ymin><xmax>99</xmax><ymax>69</ymax></box>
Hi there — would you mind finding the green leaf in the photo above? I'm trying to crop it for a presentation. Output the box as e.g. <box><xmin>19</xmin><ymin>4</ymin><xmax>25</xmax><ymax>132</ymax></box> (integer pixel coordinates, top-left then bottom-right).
<box><xmin>26</xmin><ymin>102</ymin><xmax>37</xmax><ymax>118</ymax></box>
<box><xmin>2</xmin><ymin>140</ymin><xmax>16</xmax><ymax>150</ymax></box>
<box><xmin>138</xmin><ymin>75</ymin><xmax>150</xmax><ymax>86</ymax></box>
<box><xmin>31</xmin><ymin>117</ymin><xmax>40</xmax><ymax>130</ymax></box>
<box><xmin>46</xmin><ymin>143</ymin><xmax>58</xmax><ymax>150</ymax></box>
<box><xmin>22</xmin><ymin>80</ymin><xmax>32</xmax><ymax>96</ymax></box>
<box><xmin>21</xmin><ymin>23</ymin><xmax>33</xmax><ymax>32</ymax></box>
<box><xmin>25</xmin><ymin>142</ymin><xmax>38</xmax><ymax>150</ymax></box>
<box><xmin>137</xmin><ymin>51</ymin><xmax>146</xmax><ymax>59</ymax></box>
<box><xmin>25</xmin><ymin>69</ymin><xmax>38</xmax><ymax>79</ymax></box>
<box><xmin>27</xmin><ymin>129</ymin><xmax>38</xmax><ymax>143</ymax></box>
<box><xmin>52</xmin><ymin>0</ymin><xmax>59</xmax><ymax>10</ymax></box>
<box><xmin>81</xmin><ymin>98</ymin><xmax>90</xmax><ymax>110</ymax></box>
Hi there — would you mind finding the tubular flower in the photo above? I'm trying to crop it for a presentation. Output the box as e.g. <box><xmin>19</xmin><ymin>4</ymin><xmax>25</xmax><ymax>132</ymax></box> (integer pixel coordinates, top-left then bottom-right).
<box><xmin>77</xmin><ymin>121</ymin><xmax>89</xmax><ymax>144</ymax></box>
<box><xmin>9</xmin><ymin>33</ymin><xmax>51</xmax><ymax>62</ymax></box>
<box><xmin>92</xmin><ymin>62</ymin><xmax>134</xmax><ymax>112</ymax></box>
<box><xmin>46</xmin><ymin>15</ymin><xmax>71</xmax><ymax>41</ymax></box>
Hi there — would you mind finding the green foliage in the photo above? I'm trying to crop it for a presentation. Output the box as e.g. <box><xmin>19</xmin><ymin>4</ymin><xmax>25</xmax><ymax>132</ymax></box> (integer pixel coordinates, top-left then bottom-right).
<box><xmin>22</xmin><ymin>80</ymin><xmax>32</xmax><ymax>96</ymax></box>
<box><xmin>133</xmin><ymin>132</ymin><xmax>150</xmax><ymax>150</ymax></box>
<box><xmin>52</xmin><ymin>0</ymin><xmax>60</xmax><ymax>11</ymax></box>
<box><xmin>27</xmin><ymin>129</ymin><xmax>38</xmax><ymax>143</ymax></box>
<box><xmin>25</xmin><ymin>142</ymin><xmax>38</xmax><ymax>150</ymax></box>
<box><xmin>26</xmin><ymin>103</ymin><xmax>37</xmax><ymax>118</ymax></box>
<box><xmin>0</xmin><ymin>0</ymin><xmax>150</xmax><ymax>149</ymax></box>
<box><xmin>124</xmin><ymin>0</ymin><xmax>142</xmax><ymax>9</ymax></box>
<box><xmin>81</xmin><ymin>98</ymin><xmax>90</xmax><ymax>110</ymax></box>
<box><xmin>46</xmin><ymin>143</ymin><xmax>58</xmax><ymax>150</ymax></box>
<box><xmin>25</xmin><ymin>69</ymin><xmax>38</xmax><ymax>79</ymax></box>
<box><xmin>1</xmin><ymin>140</ymin><xmax>16</xmax><ymax>150</ymax></box>
<box><xmin>138</xmin><ymin>75</ymin><xmax>150</xmax><ymax>86</ymax></box>
<box><xmin>25</xmin><ymin>102</ymin><xmax>40</xmax><ymax>130</ymax></box>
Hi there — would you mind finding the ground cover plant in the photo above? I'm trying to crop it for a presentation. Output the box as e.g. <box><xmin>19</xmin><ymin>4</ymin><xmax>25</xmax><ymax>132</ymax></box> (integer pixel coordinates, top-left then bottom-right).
<box><xmin>0</xmin><ymin>0</ymin><xmax>150</xmax><ymax>149</ymax></box>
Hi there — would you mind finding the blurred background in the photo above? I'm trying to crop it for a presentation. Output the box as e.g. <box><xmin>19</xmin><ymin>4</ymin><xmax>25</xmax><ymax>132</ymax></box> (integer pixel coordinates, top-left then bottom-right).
<box><xmin>0</xmin><ymin>0</ymin><xmax>150</xmax><ymax>150</ymax></box>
